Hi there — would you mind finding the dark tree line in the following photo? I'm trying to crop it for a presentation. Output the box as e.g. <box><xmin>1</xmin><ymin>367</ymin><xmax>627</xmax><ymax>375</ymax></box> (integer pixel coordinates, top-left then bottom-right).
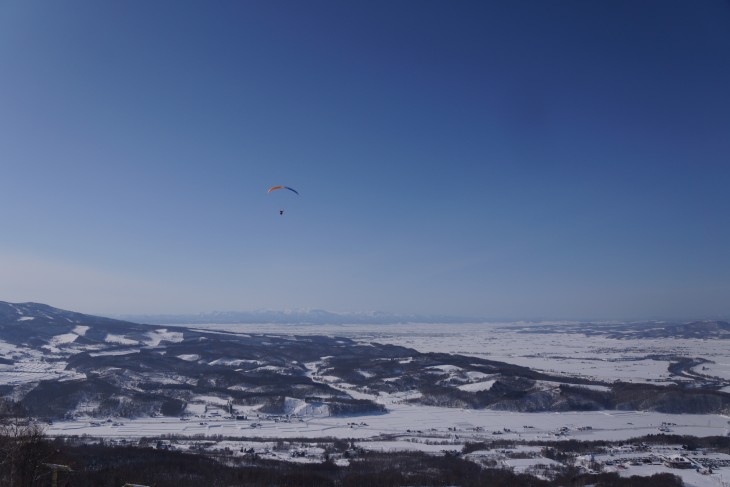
<box><xmin>0</xmin><ymin>434</ymin><xmax>686</xmax><ymax>487</ymax></box>
<box><xmin>0</xmin><ymin>418</ymin><xmax>54</xmax><ymax>487</ymax></box>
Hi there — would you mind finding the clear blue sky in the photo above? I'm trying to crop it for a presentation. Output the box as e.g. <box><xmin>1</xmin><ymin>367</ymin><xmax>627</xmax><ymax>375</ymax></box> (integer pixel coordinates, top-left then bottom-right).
<box><xmin>1</xmin><ymin>1</ymin><xmax>729</xmax><ymax>320</ymax></box>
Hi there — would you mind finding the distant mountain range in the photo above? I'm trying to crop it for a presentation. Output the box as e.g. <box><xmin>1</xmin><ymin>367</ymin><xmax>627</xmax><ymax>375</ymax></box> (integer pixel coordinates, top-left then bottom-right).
<box><xmin>116</xmin><ymin>309</ymin><xmax>480</xmax><ymax>325</ymax></box>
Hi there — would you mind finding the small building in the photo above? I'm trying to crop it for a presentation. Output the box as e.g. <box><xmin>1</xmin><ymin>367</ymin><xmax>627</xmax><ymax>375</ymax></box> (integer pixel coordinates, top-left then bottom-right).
<box><xmin>664</xmin><ymin>455</ymin><xmax>693</xmax><ymax>469</ymax></box>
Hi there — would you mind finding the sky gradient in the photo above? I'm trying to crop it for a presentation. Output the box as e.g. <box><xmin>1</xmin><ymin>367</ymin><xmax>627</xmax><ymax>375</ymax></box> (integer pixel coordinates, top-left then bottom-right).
<box><xmin>1</xmin><ymin>1</ymin><xmax>729</xmax><ymax>320</ymax></box>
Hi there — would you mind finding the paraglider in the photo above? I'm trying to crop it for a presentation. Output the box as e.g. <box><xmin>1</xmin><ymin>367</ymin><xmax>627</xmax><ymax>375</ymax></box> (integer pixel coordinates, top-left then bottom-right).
<box><xmin>268</xmin><ymin>185</ymin><xmax>299</xmax><ymax>215</ymax></box>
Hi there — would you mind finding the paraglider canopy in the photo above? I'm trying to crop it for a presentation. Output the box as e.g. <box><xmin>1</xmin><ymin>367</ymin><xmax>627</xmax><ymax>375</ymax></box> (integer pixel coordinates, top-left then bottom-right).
<box><xmin>267</xmin><ymin>185</ymin><xmax>299</xmax><ymax>195</ymax></box>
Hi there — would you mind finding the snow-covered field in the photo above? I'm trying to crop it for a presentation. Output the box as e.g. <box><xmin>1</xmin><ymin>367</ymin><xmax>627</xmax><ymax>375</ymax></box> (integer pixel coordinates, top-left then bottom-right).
<box><xmin>186</xmin><ymin>321</ymin><xmax>730</xmax><ymax>385</ymax></box>
<box><xmin>0</xmin><ymin>341</ymin><xmax>85</xmax><ymax>393</ymax></box>
<box><xmin>46</xmin><ymin>403</ymin><xmax>729</xmax><ymax>442</ymax></box>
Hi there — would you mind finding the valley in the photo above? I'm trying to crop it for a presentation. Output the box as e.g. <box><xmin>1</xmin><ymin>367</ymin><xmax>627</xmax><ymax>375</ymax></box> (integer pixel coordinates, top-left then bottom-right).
<box><xmin>2</xmin><ymin>302</ymin><xmax>730</xmax><ymax>486</ymax></box>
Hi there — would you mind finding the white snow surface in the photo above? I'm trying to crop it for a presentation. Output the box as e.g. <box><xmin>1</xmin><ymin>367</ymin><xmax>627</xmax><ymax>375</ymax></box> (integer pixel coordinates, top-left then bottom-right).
<box><xmin>457</xmin><ymin>380</ymin><xmax>496</xmax><ymax>392</ymax></box>
<box><xmin>177</xmin><ymin>354</ymin><xmax>200</xmax><ymax>362</ymax></box>
<box><xmin>104</xmin><ymin>334</ymin><xmax>139</xmax><ymax>345</ymax></box>
<box><xmin>49</xmin><ymin>333</ymin><xmax>78</xmax><ymax>346</ymax></box>
<box><xmin>72</xmin><ymin>325</ymin><xmax>89</xmax><ymax>335</ymax></box>
<box><xmin>144</xmin><ymin>329</ymin><xmax>184</xmax><ymax>347</ymax></box>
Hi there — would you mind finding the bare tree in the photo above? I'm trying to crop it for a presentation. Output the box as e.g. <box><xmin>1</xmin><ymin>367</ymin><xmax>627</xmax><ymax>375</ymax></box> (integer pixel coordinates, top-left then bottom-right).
<box><xmin>0</xmin><ymin>417</ymin><xmax>49</xmax><ymax>487</ymax></box>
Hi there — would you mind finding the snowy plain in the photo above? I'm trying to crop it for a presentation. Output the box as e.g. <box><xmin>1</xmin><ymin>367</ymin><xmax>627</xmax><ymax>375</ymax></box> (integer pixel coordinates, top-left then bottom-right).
<box><xmin>184</xmin><ymin>321</ymin><xmax>730</xmax><ymax>386</ymax></box>
<box><xmin>20</xmin><ymin>321</ymin><xmax>730</xmax><ymax>486</ymax></box>
<box><xmin>43</xmin><ymin>321</ymin><xmax>730</xmax><ymax>440</ymax></box>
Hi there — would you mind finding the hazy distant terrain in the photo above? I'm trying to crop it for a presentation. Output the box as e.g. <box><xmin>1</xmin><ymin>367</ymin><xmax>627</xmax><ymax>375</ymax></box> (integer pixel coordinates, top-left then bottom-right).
<box><xmin>117</xmin><ymin>309</ymin><xmax>476</xmax><ymax>325</ymax></box>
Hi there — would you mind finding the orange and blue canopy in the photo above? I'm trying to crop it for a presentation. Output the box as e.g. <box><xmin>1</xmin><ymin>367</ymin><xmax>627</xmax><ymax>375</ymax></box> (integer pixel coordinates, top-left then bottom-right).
<box><xmin>267</xmin><ymin>186</ymin><xmax>299</xmax><ymax>195</ymax></box>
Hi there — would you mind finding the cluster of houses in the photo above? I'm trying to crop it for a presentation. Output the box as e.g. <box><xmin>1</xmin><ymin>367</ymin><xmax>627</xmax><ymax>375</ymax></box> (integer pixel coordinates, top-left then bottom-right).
<box><xmin>578</xmin><ymin>444</ymin><xmax>730</xmax><ymax>477</ymax></box>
